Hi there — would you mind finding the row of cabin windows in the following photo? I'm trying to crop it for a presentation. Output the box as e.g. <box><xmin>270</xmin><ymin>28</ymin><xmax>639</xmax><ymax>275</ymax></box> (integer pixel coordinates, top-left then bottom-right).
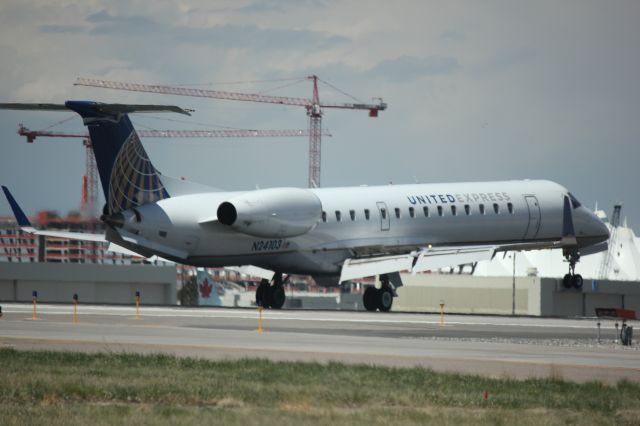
<box><xmin>322</xmin><ymin>202</ymin><xmax>514</xmax><ymax>223</ymax></box>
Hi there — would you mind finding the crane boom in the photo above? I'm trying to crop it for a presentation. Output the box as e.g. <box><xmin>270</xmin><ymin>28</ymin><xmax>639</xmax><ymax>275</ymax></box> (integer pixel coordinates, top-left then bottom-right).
<box><xmin>75</xmin><ymin>75</ymin><xmax>386</xmax><ymax>187</ymax></box>
<box><xmin>18</xmin><ymin>125</ymin><xmax>330</xmax><ymax>142</ymax></box>
<box><xmin>74</xmin><ymin>78</ymin><xmax>387</xmax><ymax>112</ymax></box>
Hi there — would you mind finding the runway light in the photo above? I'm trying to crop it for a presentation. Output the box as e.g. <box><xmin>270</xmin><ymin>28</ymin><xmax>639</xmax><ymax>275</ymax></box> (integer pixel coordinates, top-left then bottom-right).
<box><xmin>32</xmin><ymin>290</ymin><xmax>38</xmax><ymax>320</ymax></box>
<box><xmin>135</xmin><ymin>291</ymin><xmax>141</xmax><ymax>320</ymax></box>
<box><xmin>257</xmin><ymin>306</ymin><xmax>264</xmax><ymax>334</ymax></box>
<box><xmin>73</xmin><ymin>293</ymin><xmax>79</xmax><ymax>323</ymax></box>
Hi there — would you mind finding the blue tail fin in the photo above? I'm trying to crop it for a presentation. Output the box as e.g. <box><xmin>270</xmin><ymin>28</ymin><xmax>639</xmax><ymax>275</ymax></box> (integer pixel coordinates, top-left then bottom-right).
<box><xmin>65</xmin><ymin>101</ymin><xmax>170</xmax><ymax>215</ymax></box>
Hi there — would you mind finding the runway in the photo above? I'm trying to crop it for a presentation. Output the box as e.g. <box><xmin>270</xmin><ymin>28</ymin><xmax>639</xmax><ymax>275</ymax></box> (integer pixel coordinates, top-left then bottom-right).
<box><xmin>1</xmin><ymin>303</ymin><xmax>638</xmax><ymax>383</ymax></box>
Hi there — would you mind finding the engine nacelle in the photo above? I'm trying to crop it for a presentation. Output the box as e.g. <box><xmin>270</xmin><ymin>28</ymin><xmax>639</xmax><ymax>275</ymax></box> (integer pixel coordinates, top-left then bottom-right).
<box><xmin>217</xmin><ymin>188</ymin><xmax>322</xmax><ymax>238</ymax></box>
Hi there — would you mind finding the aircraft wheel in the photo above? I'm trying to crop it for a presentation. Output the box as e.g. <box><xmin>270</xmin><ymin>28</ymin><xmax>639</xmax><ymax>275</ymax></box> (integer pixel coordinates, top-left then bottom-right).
<box><xmin>562</xmin><ymin>274</ymin><xmax>572</xmax><ymax>289</ymax></box>
<box><xmin>363</xmin><ymin>286</ymin><xmax>378</xmax><ymax>311</ymax></box>
<box><xmin>256</xmin><ymin>280</ymin><xmax>271</xmax><ymax>308</ymax></box>
<box><xmin>572</xmin><ymin>274</ymin><xmax>584</xmax><ymax>289</ymax></box>
<box><xmin>378</xmin><ymin>287</ymin><xmax>393</xmax><ymax>312</ymax></box>
<box><xmin>270</xmin><ymin>285</ymin><xmax>286</xmax><ymax>309</ymax></box>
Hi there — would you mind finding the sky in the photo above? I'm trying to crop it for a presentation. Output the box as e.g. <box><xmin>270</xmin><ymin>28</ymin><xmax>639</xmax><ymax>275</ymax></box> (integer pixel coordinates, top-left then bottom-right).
<box><xmin>0</xmin><ymin>0</ymin><xmax>639</xmax><ymax>230</ymax></box>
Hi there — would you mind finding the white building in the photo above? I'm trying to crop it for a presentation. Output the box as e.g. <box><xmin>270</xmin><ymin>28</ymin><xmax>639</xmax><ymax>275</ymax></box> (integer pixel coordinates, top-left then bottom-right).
<box><xmin>474</xmin><ymin>208</ymin><xmax>640</xmax><ymax>281</ymax></box>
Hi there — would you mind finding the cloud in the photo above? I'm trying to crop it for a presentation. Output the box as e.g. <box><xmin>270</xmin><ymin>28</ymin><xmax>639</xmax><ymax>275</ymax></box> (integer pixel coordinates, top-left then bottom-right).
<box><xmin>367</xmin><ymin>55</ymin><xmax>460</xmax><ymax>82</ymax></box>
<box><xmin>440</xmin><ymin>30</ymin><xmax>466</xmax><ymax>42</ymax></box>
<box><xmin>83</xmin><ymin>10</ymin><xmax>348</xmax><ymax>50</ymax></box>
<box><xmin>39</xmin><ymin>24</ymin><xmax>86</xmax><ymax>34</ymax></box>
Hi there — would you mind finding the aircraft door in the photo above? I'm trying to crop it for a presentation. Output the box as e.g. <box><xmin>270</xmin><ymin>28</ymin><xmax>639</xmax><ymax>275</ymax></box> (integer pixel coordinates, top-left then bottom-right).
<box><xmin>376</xmin><ymin>202</ymin><xmax>390</xmax><ymax>231</ymax></box>
<box><xmin>523</xmin><ymin>196</ymin><xmax>541</xmax><ymax>239</ymax></box>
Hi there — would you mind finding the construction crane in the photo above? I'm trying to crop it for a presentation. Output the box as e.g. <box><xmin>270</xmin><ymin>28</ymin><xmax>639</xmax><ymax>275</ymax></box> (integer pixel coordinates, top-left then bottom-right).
<box><xmin>597</xmin><ymin>204</ymin><xmax>622</xmax><ymax>280</ymax></box>
<box><xmin>17</xmin><ymin>124</ymin><xmax>330</xmax><ymax>218</ymax></box>
<box><xmin>74</xmin><ymin>76</ymin><xmax>387</xmax><ymax>187</ymax></box>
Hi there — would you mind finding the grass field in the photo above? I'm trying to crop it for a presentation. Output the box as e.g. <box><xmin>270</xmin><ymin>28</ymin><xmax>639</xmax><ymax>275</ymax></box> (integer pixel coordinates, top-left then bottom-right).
<box><xmin>0</xmin><ymin>348</ymin><xmax>638</xmax><ymax>425</ymax></box>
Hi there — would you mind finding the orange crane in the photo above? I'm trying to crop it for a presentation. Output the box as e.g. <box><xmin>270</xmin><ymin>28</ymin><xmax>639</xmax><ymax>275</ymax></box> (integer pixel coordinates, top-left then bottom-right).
<box><xmin>18</xmin><ymin>124</ymin><xmax>331</xmax><ymax>219</ymax></box>
<box><xmin>74</xmin><ymin>76</ymin><xmax>387</xmax><ymax>187</ymax></box>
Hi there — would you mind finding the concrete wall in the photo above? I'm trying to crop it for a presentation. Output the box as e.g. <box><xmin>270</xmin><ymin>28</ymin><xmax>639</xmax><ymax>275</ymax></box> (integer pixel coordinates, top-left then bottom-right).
<box><xmin>395</xmin><ymin>274</ymin><xmax>535</xmax><ymax>315</ymax></box>
<box><xmin>0</xmin><ymin>263</ymin><xmax>176</xmax><ymax>305</ymax></box>
<box><xmin>395</xmin><ymin>273</ymin><xmax>640</xmax><ymax>317</ymax></box>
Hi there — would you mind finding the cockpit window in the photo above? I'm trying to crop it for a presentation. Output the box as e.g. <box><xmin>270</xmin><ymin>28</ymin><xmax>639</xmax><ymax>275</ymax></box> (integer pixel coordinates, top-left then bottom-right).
<box><xmin>568</xmin><ymin>193</ymin><xmax>581</xmax><ymax>209</ymax></box>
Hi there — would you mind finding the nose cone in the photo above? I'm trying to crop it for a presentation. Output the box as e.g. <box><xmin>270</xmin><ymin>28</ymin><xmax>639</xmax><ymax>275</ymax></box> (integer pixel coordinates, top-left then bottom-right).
<box><xmin>574</xmin><ymin>207</ymin><xmax>610</xmax><ymax>246</ymax></box>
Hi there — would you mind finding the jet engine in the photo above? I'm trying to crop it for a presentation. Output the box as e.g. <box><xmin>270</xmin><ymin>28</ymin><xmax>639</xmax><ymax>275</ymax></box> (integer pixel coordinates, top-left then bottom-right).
<box><xmin>217</xmin><ymin>188</ymin><xmax>322</xmax><ymax>238</ymax></box>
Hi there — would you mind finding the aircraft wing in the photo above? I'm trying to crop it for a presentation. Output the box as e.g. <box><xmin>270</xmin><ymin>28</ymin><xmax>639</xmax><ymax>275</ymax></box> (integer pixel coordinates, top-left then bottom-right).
<box><xmin>339</xmin><ymin>241</ymin><xmax>570</xmax><ymax>283</ymax></box>
<box><xmin>2</xmin><ymin>186</ymin><xmax>108</xmax><ymax>242</ymax></box>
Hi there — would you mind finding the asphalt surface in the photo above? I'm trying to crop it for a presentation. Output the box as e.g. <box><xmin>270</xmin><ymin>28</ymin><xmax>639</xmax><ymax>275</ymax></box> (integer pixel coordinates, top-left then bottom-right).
<box><xmin>0</xmin><ymin>303</ymin><xmax>638</xmax><ymax>383</ymax></box>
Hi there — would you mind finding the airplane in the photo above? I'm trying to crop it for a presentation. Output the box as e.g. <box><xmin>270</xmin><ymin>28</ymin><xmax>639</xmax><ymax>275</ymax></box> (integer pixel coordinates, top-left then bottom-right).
<box><xmin>1</xmin><ymin>101</ymin><xmax>610</xmax><ymax>311</ymax></box>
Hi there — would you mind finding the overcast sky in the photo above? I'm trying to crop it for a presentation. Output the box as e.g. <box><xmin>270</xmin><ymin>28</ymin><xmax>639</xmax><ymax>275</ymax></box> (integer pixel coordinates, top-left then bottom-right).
<box><xmin>1</xmin><ymin>0</ymin><xmax>639</xmax><ymax>229</ymax></box>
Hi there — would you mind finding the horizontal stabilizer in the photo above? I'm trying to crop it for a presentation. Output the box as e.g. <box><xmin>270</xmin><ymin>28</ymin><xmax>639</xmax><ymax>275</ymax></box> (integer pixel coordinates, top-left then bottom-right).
<box><xmin>0</xmin><ymin>103</ymin><xmax>69</xmax><ymax>112</ymax></box>
<box><xmin>0</xmin><ymin>102</ymin><xmax>192</xmax><ymax>116</ymax></box>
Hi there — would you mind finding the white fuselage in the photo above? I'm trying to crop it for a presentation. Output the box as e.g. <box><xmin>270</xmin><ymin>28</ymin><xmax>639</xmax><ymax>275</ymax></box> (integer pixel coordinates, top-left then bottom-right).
<box><xmin>114</xmin><ymin>179</ymin><xmax>608</xmax><ymax>276</ymax></box>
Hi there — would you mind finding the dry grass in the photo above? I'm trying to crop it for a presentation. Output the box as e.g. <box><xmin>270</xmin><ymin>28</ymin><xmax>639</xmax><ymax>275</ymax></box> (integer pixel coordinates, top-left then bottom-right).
<box><xmin>0</xmin><ymin>348</ymin><xmax>638</xmax><ymax>425</ymax></box>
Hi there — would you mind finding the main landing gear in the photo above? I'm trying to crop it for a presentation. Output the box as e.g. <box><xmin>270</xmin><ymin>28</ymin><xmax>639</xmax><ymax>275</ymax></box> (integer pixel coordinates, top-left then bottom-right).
<box><xmin>563</xmin><ymin>249</ymin><xmax>584</xmax><ymax>289</ymax></box>
<box><xmin>363</xmin><ymin>274</ymin><xmax>395</xmax><ymax>312</ymax></box>
<box><xmin>256</xmin><ymin>273</ymin><xmax>286</xmax><ymax>309</ymax></box>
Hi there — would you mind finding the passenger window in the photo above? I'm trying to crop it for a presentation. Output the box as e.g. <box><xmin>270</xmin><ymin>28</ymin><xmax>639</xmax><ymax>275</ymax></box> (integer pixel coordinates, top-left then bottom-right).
<box><xmin>158</xmin><ymin>231</ymin><xmax>167</xmax><ymax>238</ymax></box>
<box><xmin>349</xmin><ymin>209</ymin><xmax>355</xmax><ymax>221</ymax></box>
<box><xmin>395</xmin><ymin>207</ymin><xmax>401</xmax><ymax>219</ymax></box>
<box><xmin>409</xmin><ymin>207</ymin><xmax>415</xmax><ymax>218</ymax></box>
<box><xmin>464</xmin><ymin>205</ymin><xmax>470</xmax><ymax>215</ymax></box>
<box><xmin>479</xmin><ymin>204</ymin><xmax>485</xmax><ymax>215</ymax></box>
<box><xmin>380</xmin><ymin>208</ymin><xmax>387</xmax><ymax>219</ymax></box>
<box><xmin>507</xmin><ymin>203</ymin><xmax>514</xmax><ymax>214</ymax></box>
<box><xmin>493</xmin><ymin>203</ymin><xmax>500</xmax><ymax>214</ymax></box>
<box><xmin>364</xmin><ymin>209</ymin><xmax>370</xmax><ymax>220</ymax></box>
<box><xmin>451</xmin><ymin>205</ymin><xmax>457</xmax><ymax>216</ymax></box>
<box><xmin>322</xmin><ymin>211</ymin><xmax>327</xmax><ymax>222</ymax></box>
<box><xmin>423</xmin><ymin>206</ymin><xmax>429</xmax><ymax>217</ymax></box>
<box><xmin>437</xmin><ymin>206</ymin><xmax>443</xmax><ymax>217</ymax></box>
<box><xmin>335</xmin><ymin>211</ymin><xmax>341</xmax><ymax>222</ymax></box>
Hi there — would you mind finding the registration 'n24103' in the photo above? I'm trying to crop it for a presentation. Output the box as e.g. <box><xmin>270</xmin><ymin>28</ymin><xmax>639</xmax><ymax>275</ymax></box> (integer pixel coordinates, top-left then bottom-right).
<box><xmin>252</xmin><ymin>239</ymin><xmax>289</xmax><ymax>251</ymax></box>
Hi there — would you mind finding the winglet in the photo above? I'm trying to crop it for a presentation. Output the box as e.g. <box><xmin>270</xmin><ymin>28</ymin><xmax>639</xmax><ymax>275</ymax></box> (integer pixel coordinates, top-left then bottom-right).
<box><xmin>1</xmin><ymin>186</ymin><xmax>31</xmax><ymax>227</ymax></box>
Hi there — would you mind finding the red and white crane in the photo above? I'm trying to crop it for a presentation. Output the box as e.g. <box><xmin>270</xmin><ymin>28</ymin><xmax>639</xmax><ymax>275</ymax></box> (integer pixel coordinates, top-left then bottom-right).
<box><xmin>74</xmin><ymin>75</ymin><xmax>387</xmax><ymax>187</ymax></box>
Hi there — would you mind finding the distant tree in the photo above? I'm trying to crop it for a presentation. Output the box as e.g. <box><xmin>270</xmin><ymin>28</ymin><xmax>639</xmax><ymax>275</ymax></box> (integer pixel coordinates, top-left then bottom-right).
<box><xmin>178</xmin><ymin>276</ymin><xmax>198</xmax><ymax>306</ymax></box>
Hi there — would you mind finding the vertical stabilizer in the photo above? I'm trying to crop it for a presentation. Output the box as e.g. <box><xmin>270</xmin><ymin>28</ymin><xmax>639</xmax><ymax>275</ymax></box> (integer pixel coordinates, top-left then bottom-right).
<box><xmin>65</xmin><ymin>101</ymin><xmax>169</xmax><ymax>215</ymax></box>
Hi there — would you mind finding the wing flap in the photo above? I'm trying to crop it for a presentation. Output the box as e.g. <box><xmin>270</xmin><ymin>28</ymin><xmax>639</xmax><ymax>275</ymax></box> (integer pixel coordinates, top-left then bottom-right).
<box><xmin>412</xmin><ymin>246</ymin><xmax>495</xmax><ymax>273</ymax></box>
<box><xmin>339</xmin><ymin>254</ymin><xmax>414</xmax><ymax>283</ymax></box>
<box><xmin>225</xmin><ymin>265</ymin><xmax>275</xmax><ymax>281</ymax></box>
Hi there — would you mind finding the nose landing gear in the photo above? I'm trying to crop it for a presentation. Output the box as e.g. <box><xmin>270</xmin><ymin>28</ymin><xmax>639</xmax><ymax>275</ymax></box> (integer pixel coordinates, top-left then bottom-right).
<box><xmin>563</xmin><ymin>249</ymin><xmax>583</xmax><ymax>289</ymax></box>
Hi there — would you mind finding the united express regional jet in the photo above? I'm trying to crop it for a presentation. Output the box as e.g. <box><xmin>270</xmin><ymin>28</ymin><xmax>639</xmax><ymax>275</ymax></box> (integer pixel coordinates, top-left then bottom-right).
<box><xmin>1</xmin><ymin>102</ymin><xmax>610</xmax><ymax>311</ymax></box>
